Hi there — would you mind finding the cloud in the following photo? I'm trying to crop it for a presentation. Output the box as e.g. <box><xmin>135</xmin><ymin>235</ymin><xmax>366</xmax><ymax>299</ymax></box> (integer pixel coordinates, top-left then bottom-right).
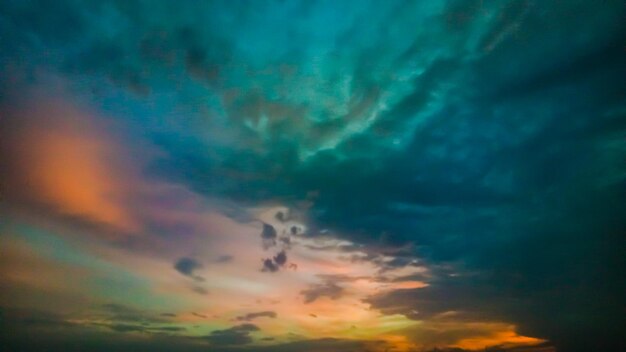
<box><xmin>0</xmin><ymin>96</ymin><xmax>140</xmax><ymax>235</ymax></box>
<box><xmin>273</xmin><ymin>251</ymin><xmax>287</xmax><ymax>266</ymax></box>
<box><xmin>173</xmin><ymin>257</ymin><xmax>204</xmax><ymax>281</ymax></box>
<box><xmin>99</xmin><ymin>304</ymin><xmax>167</xmax><ymax>325</ymax></box>
<box><xmin>301</xmin><ymin>281</ymin><xmax>344</xmax><ymax>304</ymax></box>
<box><xmin>235</xmin><ymin>311</ymin><xmax>277</xmax><ymax>322</ymax></box>
<box><xmin>62</xmin><ymin>304</ymin><xmax>189</xmax><ymax>336</ymax></box>
<box><xmin>215</xmin><ymin>255</ymin><xmax>233</xmax><ymax>263</ymax></box>
<box><xmin>205</xmin><ymin>323</ymin><xmax>259</xmax><ymax>347</ymax></box>
<box><xmin>0</xmin><ymin>308</ymin><xmax>75</xmax><ymax>329</ymax></box>
<box><xmin>173</xmin><ymin>258</ymin><xmax>209</xmax><ymax>294</ymax></box>
<box><xmin>108</xmin><ymin>323</ymin><xmax>145</xmax><ymax>333</ymax></box>
<box><xmin>260</xmin><ymin>223</ymin><xmax>277</xmax><ymax>249</ymax></box>
<box><xmin>261</xmin><ymin>250</ymin><xmax>288</xmax><ymax>273</ymax></box>
<box><xmin>1</xmin><ymin>311</ymin><xmax>202</xmax><ymax>352</ymax></box>
<box><xmin>261</xmin><ymin>258</ymin><xmax>279</xmax><ymax>273</ymax></box>
<box><xmin>275</xmin><ymin>211</ymin><xmax>287</xmax><ymax>222</ymax></box>
<box><xmin>238</xmin><ymin>337</ymin><xmax>390</xmax><ymax>352</ymax></box>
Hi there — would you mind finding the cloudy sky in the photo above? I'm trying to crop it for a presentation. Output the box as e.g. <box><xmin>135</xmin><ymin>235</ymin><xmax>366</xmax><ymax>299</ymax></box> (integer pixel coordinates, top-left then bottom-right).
<box><xmin>0</xmin><ymin>1</ymin><xmax>624</xmax><ymax>351</ymax></box>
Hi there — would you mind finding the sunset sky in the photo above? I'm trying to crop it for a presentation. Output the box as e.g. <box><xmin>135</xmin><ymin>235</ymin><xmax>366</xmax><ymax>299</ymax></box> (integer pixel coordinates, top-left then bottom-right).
<box><xmin>0</xmin><ymin>1</ymin><xmax>625</xmax><ymax>352</ymax></box>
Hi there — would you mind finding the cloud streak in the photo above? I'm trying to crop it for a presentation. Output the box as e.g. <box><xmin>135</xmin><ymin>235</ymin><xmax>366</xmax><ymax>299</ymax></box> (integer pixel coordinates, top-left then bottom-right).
<box><xmin>235</xmin><ymin>311</ymin><xmax>277</xmax><ymax>322</ymax></box>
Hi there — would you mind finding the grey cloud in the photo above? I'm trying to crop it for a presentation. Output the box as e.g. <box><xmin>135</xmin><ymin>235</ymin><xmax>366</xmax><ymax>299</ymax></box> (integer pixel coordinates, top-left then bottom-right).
<box><xmin>86</xmin><ymin>305</ymin><xmax>188</xmax><ymax>336</ymax></box>
<box><xmin>301</xmin><ymin>281</ymin><xmax>344</xmax><ymax>304</ymax></box>
<box><xmin>261</xmin><ymin>258</ymin><xmax>278</xmax><ymax>273</ymax></box>
<box><xmin>235</xmin><ymin>311</ymin><xmax>277</xmax><ymax>321</ymax></box>
<box><xmin>261</xmin><ymin>250</ymin><xmax>288</xmax><ymax>273</ymax></box>
<box><xmin>0</xmin><ymin>308</ymin><xmax>75</xmax><ymax>329</ymax></box>
<box><xmin>260</xmin><ymin>223</ymin><xmax>277</xmax><ymax>249</ymax></box>
<box><xmin>108</xmin><ymin>323</ymin><xmax>145</xmax><ymax>333</ymax></box>
<box><xmin>100</xmin><ymin>304</ymin><xmax>167</xmax><ymax>325</ymax></box>
<box><xmin>275</xmin><ymin>211</ymin><xmax>287</xmax><ymax>222</ymax></box>
<box><xmin>273</xmin><ymin>250</ymin><xmax>287</xmax><ymax>266</ymax></box>
<box><xmin>173</xmin><ymin>257</ymin><xmax>204</xmax><ymax>281</ymax></box>
<box><xmin>205</xmin><ymin>323</ymin><xmax>259</xmax><ymax>347</ymax></box>
<box><xmin>149</xmin><ymin>326</ymin><xmax>186</xmax><ymax>333</ymax></box>
<box><xmin>237</xmin><ymin>337</ymin><xmax>390</xmax><ymax>352</ymax></box>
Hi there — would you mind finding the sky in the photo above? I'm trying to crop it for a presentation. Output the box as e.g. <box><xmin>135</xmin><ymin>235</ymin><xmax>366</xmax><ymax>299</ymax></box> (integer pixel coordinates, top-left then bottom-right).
<box><xmin>0</xmin><ymin>1</ymin><xmax>624</xmax><ymax>351</ymax></box>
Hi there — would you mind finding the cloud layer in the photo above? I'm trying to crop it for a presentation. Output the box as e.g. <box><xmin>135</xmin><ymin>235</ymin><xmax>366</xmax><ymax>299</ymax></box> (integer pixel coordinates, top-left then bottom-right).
<box><xmin>1</xmin><ymin>1</ymin><xmax>625</xmax><ymax>351</ymax></box>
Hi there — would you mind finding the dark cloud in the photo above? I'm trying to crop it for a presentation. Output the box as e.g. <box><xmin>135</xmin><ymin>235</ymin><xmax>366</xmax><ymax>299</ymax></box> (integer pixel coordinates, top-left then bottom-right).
<box><xmin>173</xmin><ymin>257</ymin><xmax>204</xmax><ymax>281</ymax></box>
<box><xmin>261</xmin><ymin>250</ymin><xmax>289</xmax><ymax>273</ymax></box>
<box><xmin>0</xmin><ymin>322</ymin><xmax>211</xmax><ymax>352</ymax></box>
<box><xmin>260</xmin><ymin>223</ymin><xmax>277</xmax><ymax>249</ymax></box>
<box><xmin>149</xmin><ymin>326</ymin><xmax>186</xmax><ymax>333</ymax></box>
<box><xmin>3</xmin><ymin>333</ymin><xmax>392</xmax><ymax>352</ymax></box>
<box><xmin>275</xmin><ymin>211</ymin><xmax>287</xmax><ymax>222</ymax></box>
<box><xmin>235</xmin><ymin>311</ymin><xmax>277</xmax><ymax>322</ymax></box>
<box><xmin>261</xmin><ymin>258</ymin><xmax>279</xmax><ymax>273</ymax></box>
<box><xmin>301</xmin><ymin>281</ymin><xmax>344</xmax><ymax>304</ymax></box>
<box><xmin>173</xmin><ymin>257</ymin><xmax>202</xmax><ymax>276</ymax></box>
<box><xmin>205</xmin><ymin>323</ymin><xmax>259</xmax><ymax>347</ymax></box>
<box><xmin>108</xmin><ymin>323</ymin><xmax>145</xmax><ymax>333</ymax></box>
<box><xmin>237</xmin><ymin>337</ymin><xmax>390</xmax><ymax>352</ymax></box>
<box><xmin>0</xmin><ymin>305</ymin><xmax>187</xmax><ymax>344</ymax></box>
<box><xmin>100</xmin><ymin>304</ymin><xmax>167</xmax><ymax>325</ymax></box>
<box><xmin>273</xmin><ymin>250</ymin><xmax>287</xmax><ymax>266</ymax></box>
<box><xmin>0</xmin><ymin>308</ymin><xmax>75</xmax><ymax>329</ymax></box>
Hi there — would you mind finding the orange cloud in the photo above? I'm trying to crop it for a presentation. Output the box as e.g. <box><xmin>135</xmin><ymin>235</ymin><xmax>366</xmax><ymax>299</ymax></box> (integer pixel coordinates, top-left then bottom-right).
<box><xmin>454</xmin><ymin>326</ymin><xmax>545</xmax><ymax>350</ymax></box>
<box><xmin>8</xmin><ymin>99</ymin><xmax>139</xmax><ymax>235</ymax></box>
